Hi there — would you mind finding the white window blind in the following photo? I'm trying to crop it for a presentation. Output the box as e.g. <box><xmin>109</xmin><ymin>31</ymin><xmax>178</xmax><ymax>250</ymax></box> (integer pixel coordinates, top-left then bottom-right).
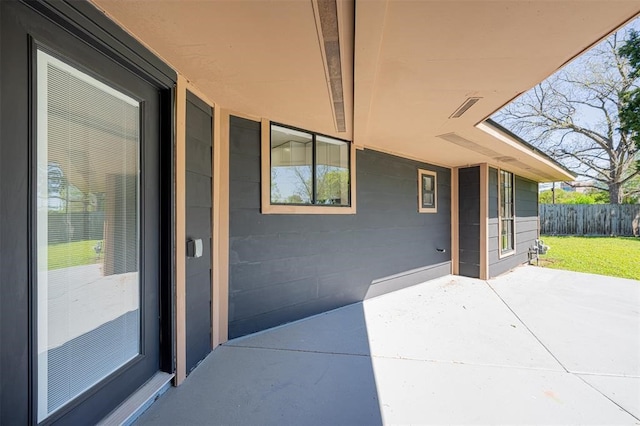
<box><xmin>36</xmin><ymin>49</ymin><xmax>141</xmax><ymax>421</ymax></box>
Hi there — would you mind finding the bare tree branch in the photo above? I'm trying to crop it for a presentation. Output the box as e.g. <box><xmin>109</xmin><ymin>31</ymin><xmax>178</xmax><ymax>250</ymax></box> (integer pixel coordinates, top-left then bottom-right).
<box><xmin>494</xmin><ymin>26</ymin><xmax>640</xmax><ymax>203</ymax></box>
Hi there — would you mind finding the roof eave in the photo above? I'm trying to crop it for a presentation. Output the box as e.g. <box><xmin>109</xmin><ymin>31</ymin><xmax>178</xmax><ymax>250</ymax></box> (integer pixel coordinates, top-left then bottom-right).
<box><xmin>478</xmin><ymin>119</ymin><xmax>577</xmax><ymax>182</ymax></box>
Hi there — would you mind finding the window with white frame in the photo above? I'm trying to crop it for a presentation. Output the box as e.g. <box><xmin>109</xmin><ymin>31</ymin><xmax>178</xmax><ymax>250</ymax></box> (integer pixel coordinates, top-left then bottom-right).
<box><xmin>418</xmin><ymin>169</ymin><xmax>437</xmax><ymax>213</ymax></box>
<box><xmin>499</xmin><ymin>169</ymin><xmax>515</xmax><ymax>253</ymax></box>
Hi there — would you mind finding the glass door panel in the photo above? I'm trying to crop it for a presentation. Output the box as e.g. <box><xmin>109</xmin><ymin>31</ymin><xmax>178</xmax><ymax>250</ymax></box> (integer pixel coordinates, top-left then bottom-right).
<box><xmin>36</xmin><ymin>49</ymin><xmax>141</xmax><ymax>421</ymax></box>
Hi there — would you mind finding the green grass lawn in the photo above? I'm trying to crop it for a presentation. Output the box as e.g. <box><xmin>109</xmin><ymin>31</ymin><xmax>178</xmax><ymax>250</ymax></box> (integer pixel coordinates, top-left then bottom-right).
<box><xmin>48</xmin><ymin>239</ymin><xmax>102</xmax><ymax>270</ymax></box>
<box><xmin>539</xmin><ymin>236</ymin><xmax>640</xmax><ymax>280</ymax></box>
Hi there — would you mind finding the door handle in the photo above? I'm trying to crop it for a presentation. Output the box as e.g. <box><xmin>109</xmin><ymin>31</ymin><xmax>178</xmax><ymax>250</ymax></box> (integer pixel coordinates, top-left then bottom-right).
<box><xmin>187</xmin><ymin>239</ymin><xmax>203</xmax><ymax>258</ymax></box>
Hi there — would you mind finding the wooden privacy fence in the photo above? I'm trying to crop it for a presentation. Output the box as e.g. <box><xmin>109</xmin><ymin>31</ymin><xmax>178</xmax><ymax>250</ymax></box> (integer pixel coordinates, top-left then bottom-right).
<box><xmin>540</xmin><ymin>204</ymin><xmax>640</xmax><ymax>236</ymax></box>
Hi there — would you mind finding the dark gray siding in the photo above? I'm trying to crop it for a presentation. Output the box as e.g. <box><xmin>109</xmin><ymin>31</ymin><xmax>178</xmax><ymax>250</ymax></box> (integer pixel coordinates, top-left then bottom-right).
<box><xmin>488</xmin><ymin>168</ymin><xmax>539</xmax><ymax>277</ymax></box>
<box><xmin>229</xmin><ymin>116</ymin><xmax>451</xmax><ymax>338</ymax></box>
<box><xmin>458</xmin><ymin>167</ymin><xmax>480</xmax><ymax>278</ymax></box>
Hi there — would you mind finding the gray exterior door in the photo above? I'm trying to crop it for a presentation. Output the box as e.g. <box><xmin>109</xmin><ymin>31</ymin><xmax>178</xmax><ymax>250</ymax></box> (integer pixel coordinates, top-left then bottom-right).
<box><xmin>185</xmin><ymin>91</ymin><xmax>214</xmax><ymax>373</ymax></box>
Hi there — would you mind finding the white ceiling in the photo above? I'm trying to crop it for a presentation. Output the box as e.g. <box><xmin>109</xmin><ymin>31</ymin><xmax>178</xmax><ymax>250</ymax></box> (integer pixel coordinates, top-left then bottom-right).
<box><xmin>91</xmin><ymin>0</ymin><xmax>640</xmax><ymax>181</ymax></box>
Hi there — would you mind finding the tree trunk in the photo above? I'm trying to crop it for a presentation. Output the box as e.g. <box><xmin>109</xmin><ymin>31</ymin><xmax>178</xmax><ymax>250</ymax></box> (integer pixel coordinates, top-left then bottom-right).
<box><xmin>609</xmin><ymin>182</ymin><xmax>622</xmax><ymax>204</ymax></box>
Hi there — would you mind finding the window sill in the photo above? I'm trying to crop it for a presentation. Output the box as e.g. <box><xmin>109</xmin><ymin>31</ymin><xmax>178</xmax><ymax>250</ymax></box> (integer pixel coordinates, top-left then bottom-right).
<box><xmin>418</xmin><ymin>206</ymin><xmax>437</xmax><ymax>214</ymax></box>
<box><xmin>261</xmin><ymin>204</ymin><xmax>356</xmax><ymax>215</ymax></box>
<box><xmin>498</xmin><ymin>249</ymin><xmax>516</xmax><ymax>259</ymax></box>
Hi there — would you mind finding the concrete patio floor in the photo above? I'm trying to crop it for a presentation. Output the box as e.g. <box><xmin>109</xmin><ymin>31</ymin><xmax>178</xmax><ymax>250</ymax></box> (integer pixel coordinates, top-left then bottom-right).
<box><xmin>136</xmin><ymin>266</ymin><xmax>640</xmax><ymax>425</ymax></box>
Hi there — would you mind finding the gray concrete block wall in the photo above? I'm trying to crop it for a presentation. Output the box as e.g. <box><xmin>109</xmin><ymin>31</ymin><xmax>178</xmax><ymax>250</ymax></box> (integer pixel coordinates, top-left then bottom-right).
<box><xmin>488</xmin><ymin>168</ymin><xmax>539</xmax><ymax>277</ymax></box>
<box><xmin>229</xmin><ymin>116</ymin><xmax>452</xmax><ymax>338</ymax></box>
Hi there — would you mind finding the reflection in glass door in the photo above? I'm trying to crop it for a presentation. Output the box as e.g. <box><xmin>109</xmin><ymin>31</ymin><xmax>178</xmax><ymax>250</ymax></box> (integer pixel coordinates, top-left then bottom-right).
<box><xmin>36</xmin><ymin>49</ymin><xmax>141</xmax><ymax>421</ymax></box>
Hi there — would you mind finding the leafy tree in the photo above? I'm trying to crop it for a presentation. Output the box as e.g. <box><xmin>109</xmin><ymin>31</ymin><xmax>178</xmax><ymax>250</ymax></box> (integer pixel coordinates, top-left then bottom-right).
<box><xmin>291</xmin><ymin>166</ymin><xmax>313</xmax><ymax>203</ymax></box>
<box><xmin>619</xmin><ymin>29</ymin><xmax>640</xmax><ymax>168</ymax></box>
<box><xmin>538</xmin><ymin>190</ymin><xmax>557</xmax><ymax>204</ymax></box>
<box><xmin>284</xmin><ymin>194</ymin><xmax>304</xmax><ymax>204</ymax></box>
<box><xmin>588</xmin><ymin>189</ymin><xmax>611</xmax><ymax>204</ymax></box>
<box><xmin>539</xmin><ymin>189</ymin><xmax>607</xmax><ymax>204</ymax></box>
<box><xmin>270</xmin><ymin>169</ymin><xmax>283</xmax><ymax>202</ymax></box>
<box><xmin>271</xmin><ymin>166</ymin><xmax>349</xmax><ymax>204</ymax></box>
<box><xmin>316</xmin><ymin>167</ymin><xmax>349</xmax><ymax>204</ymax></box>
<box><xmin>495</xmin><ymin>27</ymin><xmax>640</xmax><ymax>204</ymax></box>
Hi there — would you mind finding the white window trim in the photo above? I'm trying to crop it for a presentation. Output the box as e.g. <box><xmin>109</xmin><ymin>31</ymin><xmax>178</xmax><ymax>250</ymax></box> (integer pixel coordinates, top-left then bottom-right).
<box><xmin>418</xmin><ymin>168</ymin><xmax>437</xmax><ymax>213</ymax></box>
<box><xmin>260</xmin><ymin>119</ymin><xmax>356</xmax><ymax>215</ymax></box>
<box><xmin>498</xmin><ymin>168</ymin><xmax>516</xmax><ymax>258</ymax></box>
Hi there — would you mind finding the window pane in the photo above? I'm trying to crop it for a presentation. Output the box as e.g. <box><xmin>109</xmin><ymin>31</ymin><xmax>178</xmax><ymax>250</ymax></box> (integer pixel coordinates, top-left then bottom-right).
<box><xmin>270</xmin><ymin>125</ymin><xmax>313</xmax><ymax>204</ymax></box>
<box><xmin>315</xmin><ymin>135</ymin><xmax>349</xmax><ymax>205</ymax></box>
<box><xmin>423</xmin><ymin>175</ymin><xmax>433</xmax><ymax>192</ymax></box>
<box><xmin>37</xmin><ymin>50</ymin><xmax>140</xmax><ymax>420</ymax></box>
<box><xmin>499</xmin><ymin>170</ymin><xmax>514</xmax><ymax>252</ymax></box>
<box><xmin>423</xmin><ymin>192</ymin><xmax>434</xmax><ymax>207</ymax></box>
<box><xmin>501</xmin><ymin>220</ymin><xmax>507</xmax><ymax>250</ymax></box>
<box><xmin>501</xmin><ymin>219</ymin><xmax>514</xmax><ymax>251</ymax></box>
<box><xmin>422</xmin><ymin>174</ymin><xmax>435</xmax><ymax>208</ymax></box>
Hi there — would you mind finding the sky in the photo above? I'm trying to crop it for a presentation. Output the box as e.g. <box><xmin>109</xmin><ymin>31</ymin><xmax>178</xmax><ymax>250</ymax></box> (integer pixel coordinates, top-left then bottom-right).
<box><xmin>492</xmin><ymin>17</ymin><xmax>640</xmax><ymax>187</ymax></box>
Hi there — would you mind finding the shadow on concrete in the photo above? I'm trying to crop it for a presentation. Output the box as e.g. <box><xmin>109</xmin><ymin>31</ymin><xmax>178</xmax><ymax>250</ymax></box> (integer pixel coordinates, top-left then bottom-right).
<box><xmin>135</xmin><ymin>303</ymin><xmax>382</xmax><ymax>425</ymax></box>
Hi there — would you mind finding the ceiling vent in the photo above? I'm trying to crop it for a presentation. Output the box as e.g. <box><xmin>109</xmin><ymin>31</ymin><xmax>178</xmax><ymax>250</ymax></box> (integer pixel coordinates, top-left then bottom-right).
<box><xmin>314</xmin><ymin>0</ymin><xmax>346</xmax><ymax>132</ymax></box>
<box><xmin>437</xmin><ymin>132</ymin><xmax>502</xmax><ymax>158</ymax></box>
<box><xmin>449</xmin><ymin>97</ymin><xmax>482</xmax><ymax>119</ymax></box>
<box><xmin>494</xmin><ymin>156</ymin><xmax>517</xmax><ymax>163</ymax></box>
